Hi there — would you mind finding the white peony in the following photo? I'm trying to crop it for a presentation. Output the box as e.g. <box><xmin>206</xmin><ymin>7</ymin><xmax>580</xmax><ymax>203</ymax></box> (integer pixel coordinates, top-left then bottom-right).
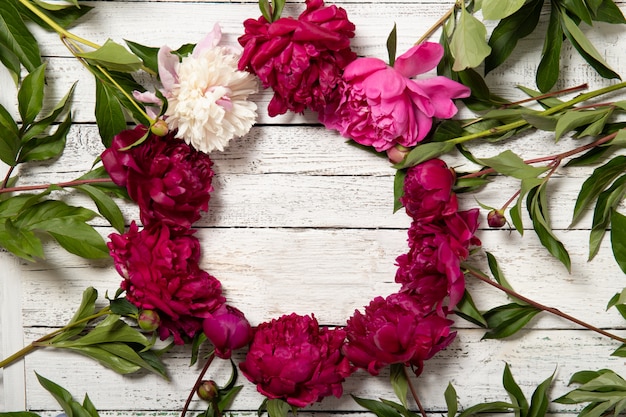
<box><xmin>158</xmin><ymin>24</ymin><xmax>258</xmax><ymax>153</ymax></box>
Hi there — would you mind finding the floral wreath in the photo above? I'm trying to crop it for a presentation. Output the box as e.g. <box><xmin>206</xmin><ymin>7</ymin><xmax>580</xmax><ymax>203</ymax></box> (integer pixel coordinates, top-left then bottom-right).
<box><xmin>2</xmin><ymin>0</ymin><xmax>626</xmax><ymax>415</ymax></box>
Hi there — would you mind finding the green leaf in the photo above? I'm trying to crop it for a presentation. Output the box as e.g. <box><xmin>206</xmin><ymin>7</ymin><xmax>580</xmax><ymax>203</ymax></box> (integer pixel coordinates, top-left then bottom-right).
<box><xmin>18</xmin><ymin>2</ymin><xmax>93</xmax><ymax>30</ymax></box>
<box><xmin>450</xmin><ymin>7</ymin><xmax>491</xmax><ymax>71</ymax></box>
<box><xmin>522</xmin><ymin>114</ymin><xmax>558</xmax><ymax>131</ymax></box>
<box><xmin>35</xmin><ymin>373</ymin><xmax>74</xmax><ymax>415</ymax></box>
<box><xmin>486</xmin><ymin>252</ymin><xmax>523</xmax><ymax>304</ymax></box>
<box><xmin>54</xmin><ymin>314</ymin><xmax>149</xmax><ymax>347</ymax></box>
<box><xmin>393</xmin><ymin>169</ymin><xmax>406</xmax><ymax>213</ymax></box>
<box><xmin>386</xmin><ymin>23</ymin><xmax>397</xmax><ymax>67</ymax></box>
<box><xmin>536</xmin><ymin>7</ymin><xmax>563</xmax><ymax>92</ymax></box>
<box><xmin>611</xmin><ymin>211</ymin><xmax>626</xmax><ymax>273</ymax></box>
<box><xmin>82</xmin><ymin>394</ymin><xmax>100</xmax><ymax>417</ymax></box>
<box><xmin>555</xmin><ymin>108</ymin><xmax>612</xmax><ymax>141</ymax></box>
<box><xmin>445</xmin><ymin>383</ymin><xmax>458</xmax><ymax>417</ymax></box>
<box><xmin>477</xmin><ymin>150</ymin><xmax>549</xmax><ymax>180</ymax></box>
<box><xmin>510</xmin><ymin>178</ymin><xmax>543</xmax><ymax>234</ymax></box>
<box><xmin>483</xmin><ymin>303</ymin><xmax>542</xmax><ymax>339</ymax></box>
<box><xmin>561</xmin><ymin>11</ymin><xmax>621</xmax><ymax>81</ymax></box>
<box><xmin>455</xmin><ymin>289</ymin><xmax>487</xmax><ymax>327</ymax></box>
<box><xmin>49</xmin><ymin>287</ymin><xmax>98</xmax><ymax>343</ymax></box>
<box><xmin>482</xmin><ymin>0</ymin><xmax>525</xmax><ymax>20</ymax></box>
<box><xmin>108</xmin><ymin>297</ymin><xmax>139</xmax><ymax>317</ymax></box>
<box><xmin>0</xmin><ymin>42</ymin><xmax>21</xmax><ymax>83</ymax></box>
<box><xmin>17</xmin><ymin>63</ymin><xmax>46</xmax><ymax>125</ymax></box>
<box><xmin>593</xmin><ymin>0</ymin><xmax>626</xmax><ymax>24</ymax></box>
<box><xmin>571</xmin><ymin>156</ymin><xmax>626</xmax><ymax>226</ymax></box>
<box><xmin>390</xmin><ymin>364</ymin><xmax>409</xmax><ymax>408</ymax></box>
<box><xmin>394</xmin><ymin>142</ymin><xmax>456</xmax><ymax>169</ymax></box>
<box><xmin>63</xmin><ymin>344</ymin><xmax>142</xmax><ymax>375</ymax></box>
<box><xmin>458</xmin><ymin>401</ymin><xmax>516</xmax><ymax>417</ymax></box>
<box><xmin>95</xmin><ymin>80</ymin><xmax>127</xmax><ymax>147</ymax></box>
<box><xmin>503</xmin><ymin>364</ymin><xmax>529</xmax><ymax>417</ymax></box>
<box><xmin>258</xmin><ymin>0</ymin><xmax>272</xmax><ymax>23</ymax></box>
<box><xmin>271</xmin><ymin>0</ymin><xmax>285</xmax><ymax>22</ymax></box>
<box><xmin>562</xmin><ymin>0</ymin><xmax>593</xmax><ymax>25</ymax></box>
<box><xmin>0</xmin><ymin>103</ymin><xmax>20</xmax><ymax>165</ymax></box>
<box><xmin>0</xmin><ymin>0</ymin><xmax>41</xmax><ymax>72</ymax></box>
<box><xmin>0</xmin><ymin>412</ymin><xmax>40</xmax><ymax>416</ymax></box>
<box><xmin>0</xmin><ymin>218</ymin><xmax>43</xmax><ymax>261</ymax></box>
<box><xmin>588</xmin><ymin>174</ymin><xmax>626</xmax><ymax>260</ymax></box>
<box><xmin>352</xmin><ymin>396</ymin><xmax>403</xmax><ymax>417</ymax></box>
<box><xmin>527</xmin><ymin>370</ymin><xmax>554</xmax><ymax>417</ymax></box>
<box><xmin>18</xmin><ymin>110</ymin><xmax>71</xmax><ymax>163</ymax></box>
<box><xmin>77</xmin><ymin>39</ymin><xmax>143</xmax><ymax>73</ymax></box>
<box><xmin>266</xmin><ymin>399</ymin><xmax>290</xmax><ymax>417</ymax></box>
<box><xmin>74</xmin><ymin>184</ymin><xmax>125</xmax><ymax>233</ymax></box>
<box><xmin>22</xmin><ymin>82</ymin><xmax>76</xmax><ymax>142</ymax></box>
<box><xmin>125</xmin><ymin>40</ymin><xmax>159</xmax><ymax>74</ymax></box>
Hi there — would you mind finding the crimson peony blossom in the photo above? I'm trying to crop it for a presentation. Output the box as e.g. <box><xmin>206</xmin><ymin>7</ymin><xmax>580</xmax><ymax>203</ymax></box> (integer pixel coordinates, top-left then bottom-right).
<box><xmin>101</xmin><ymin>125</ymin><xmax>214</xmax><ymax>230</ymax></box>
<box><xmin>343</xmin><ymin>293</ymin><xmax>455</xmax><ymax>376</ymax></box>
<box><xmin>108</xmin><ymin>222</ymin><xmax>225</xmax><ymax>344</ymax></box>
<box><xmin>203</xmin><ymin>304</ymin><xmax>253</xmax><ymax>359</ymax></box>
<box><xmin>239</xmin><ymin>313</ymin><xmax>353</xmax><ymax>408</ymax></box>
<box><xmin>320</xmin><ymin>42</ymin><xmax>470</xmax><ymax>151</ymax></box>
<box><xmin>401</xmin><ymin>159</ymin><xmax>458</xmax><ymax>222</ymax></box>
<box><xmin>238</xmin><ymin>0</ymin><xmax>356</xmax><ymax>116</ymax></box>
<box><xmin>395</xmin><ymin>210</ymin><xmax>481</xmax><ymax>311</ymax></box>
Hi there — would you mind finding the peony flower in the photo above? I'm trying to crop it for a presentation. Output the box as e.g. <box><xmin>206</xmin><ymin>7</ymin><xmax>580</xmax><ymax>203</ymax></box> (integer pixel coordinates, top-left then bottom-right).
<box><xmin>320</xmin><ymin>42</ymin><xmax>470</xmax><ymax>152</ymax></box>
<box><xmin>203</xmin><ymin>304</ymin><xmax>253</xmax><ymax>359</ymax></box>
<box><xmin>159</xmin><ymin>24</ymin><xmax>258</xmax><ymax>153</ymax></box>
<box><xmin>101</xmin><ymin>125</ymin><xmax>215</xmax><ymax>230</ymax></box>
<box><xmin>238</xmin><ymin>0</ymin><xmax>356</xmax><ymax>116</ymax></box>
<box><xmin>239</xmin><ymin>313</ymin><xmax>353</xmax><ymax>408</ymax></box>
<box><xmin>108</xmin><ymin>222</ymin><xmax>225</xmax><ymax>344</ymax></box>
<box><xmin>343</xmin><ymin>293</ymin><xmax>455</xmax><ymax>376</ymax></box>
<box><xmin>395</xmin><ymin>210</ymin><xmax>481</xmax><ymax>310</ymax></box>
<box><xmin>401</xmin><ymin>159</ymin><xmax>458</xmax><ymax>222</ymax></box>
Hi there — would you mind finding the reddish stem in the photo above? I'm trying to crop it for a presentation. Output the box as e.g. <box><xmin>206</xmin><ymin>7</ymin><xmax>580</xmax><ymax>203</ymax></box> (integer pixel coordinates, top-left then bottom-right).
<box><xmin>501</xmin><ymin>83</ymin><xmax>589</xmax><ymax>108</ymax></box>
<box><xmin>466</xmin><ymin>267</ymin><xmax>626</xmax><ymax>344</ymax></box>
<box><xmin>404</xmin><ymin>366</ymin><xmax>428</xmax><ymax>417</ymax></box>
<box><xmin>0</xmin><ymin>177</ymin><xmax>113</xmax><ymax>194</ymax></box>
<box><xmin>181</xmin><ymin>353</ymin><xmax>216</xmax><ymax>417</ymax></box>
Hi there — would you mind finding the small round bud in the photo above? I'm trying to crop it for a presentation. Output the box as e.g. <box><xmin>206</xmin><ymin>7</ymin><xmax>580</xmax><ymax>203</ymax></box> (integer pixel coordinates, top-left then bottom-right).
<box><xmin>137</xmin><ymin>310</ymin><xmax>161</xmax><ymax>332</ymax></box>
<box><xmin>386</xmin><ymin>145</ymin><xmax>410</xmax><ymax>164</ymax></box>
<box><xmin>487</xmin><ymin>209</ymin><xmax>506</xmax><ymax>228</ymax></box>
<box><xmin>150</xmin><ymin>119</ymin><xmax>169</xmax><ymax>137</ymax></box>
<box><xmin>197</xmin><ymin>380</ymin><xmax>219</xmax><ymax>401</ymax></box>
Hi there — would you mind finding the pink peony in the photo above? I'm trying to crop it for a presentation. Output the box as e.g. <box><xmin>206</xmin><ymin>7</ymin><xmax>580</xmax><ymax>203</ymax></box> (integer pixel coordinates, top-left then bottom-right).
<box><xmin>238</xmin><ymin>0</ymin><xmax>356</xmax><ymax>116</ymax></box>
<box><xmin>401</xmin><ymin>159</ymin><xmax>458</xmax><ymax>222</ymax></box>
<box><xmin>239</xmin><ymin>313</ymin><xmax>353</xmax><ymax>408</ymax></box>
<box><xmin>343</xmin><ymin>293</ymin><xmax>455</xmax><ymax>376</ymax></box>
<box><xmin>395</xmin><ymin>210</ymin><xmax>481</xmax><ymax>310</ymax></box>
<box><xmin>203</xmin><ymin>304</ymin><xmax>253</xmax><ymax>359</ymax></box>
<box><xmin>320</xmin><ymin>42</ymin><xmax>470</xmax><ymax>151</ymax></box>
<box><xmin>101</xmin><ymin>125</ymin><xmax>214</xmax><ymax>230</ymax></box>
<box><xmin>108</xmin><ymin>222</ymin><xmax>225</xmax><ymax>344</ymax></box>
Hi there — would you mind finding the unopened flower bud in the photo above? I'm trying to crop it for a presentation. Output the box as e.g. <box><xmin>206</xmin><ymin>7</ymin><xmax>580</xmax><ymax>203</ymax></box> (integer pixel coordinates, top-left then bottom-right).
<box><xmin>197</xmin><ymin>380</ymin><xmax>219</xmax><ymax>401</ymax></box>
<box><xmin>386</xmin><ymin>145</ymin><xmax>410</xmax><ymax>164</ymax></box>
<box><xmin>487</xmin><ymin>209</ymin><xmax>506</xmax><ymax>228</ymax></box>
<box><xmin>137</xmin><ymin>310</ymin><xmax>161</xmax><ymax>332</ymax></box>
<box><xmin>150</xmin><ymin>119</ymin><xmax>169</xmax><ymax>137</ymax></box>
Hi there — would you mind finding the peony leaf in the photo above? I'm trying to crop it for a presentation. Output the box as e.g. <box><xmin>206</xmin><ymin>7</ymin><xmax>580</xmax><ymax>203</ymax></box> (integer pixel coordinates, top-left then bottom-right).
<box><xmin>0</xmin><ymin>42</ymin><xmax>21</xmax><ymax>83</ymax></box>
<box><xmin>458</xmin><ymin>401</ymin><xmax>517</xmax><ymax>417</ymax></box>
<box><xmin>611</xmin><ymin>211</ymin><xmax>626</xmax><ymax>274</ymax></box>
<box><xmin>18</xmin><ymin>110</ymin><xmax>71</xmax><ymax>163</ymax></box>
<box><xmin>108</xmin><ymin>297</ymin><xmax>139</xmax><ymax>317</ymax></box>
<box><xmin>74</xmin><ymin>184</ymin><xmax>125</xmax><ymax>233</ymax></box>
<box><xmin>450</xmin><ymin>7</ymin><xmax>491</xmax><ymax>71</ymax></box>
<box><xmin>444</xmin><ymin>383</ymin><xmax>458</xmax><ymax>417</ymax></box>
<box><xmin>52</xmin><ymin>314</ymin><xmax>150</xmax><ymax>347</ymax></box>
<box><xmin>389</xmin><ymin>364</ymin><xmax>409</xmax><ymax>409</ymax></box>
<box><xmin>588</xmin><ymin>174</ymin><xmax>626</xmax><ymax>260</ymax></box>
<box><xmin>125</xmin><ymin>39</ymin><xmax>159</xmax><ymax>74</ymax></box>
<box><xmin>455</xmin><ymin>290</ymin><xmax>487</xmax><ymax>327</ymax></box>
<box><xmin>536</xmin><ymin>9</ymin><xmax>563</xmax><ymax>92</ymax></box>
<box><xmin>76</xmin><ymin>39</ymin><xmax>143</xmax><ymax>73</ymax></box>
<box><xmin>0</xmin><ymin>218</ymin><xmax>43</xmax><ymax>261</ymax></box>
<box><xmin>503</xmin><ymin>364</ymin><xmax>529</xmax><ymax>417</ymax></box>
<box><xmin>554</xmin><ymin>108</ymin><xmax>612</xmax><ymax>141</ymax></box>
<box><xmin>593</xmin><ymin>0</ymin><xmax>626</xmax><ymax>23</ymax></box>
<box><xmin>352</xmin><ymin>396</ymin><xmax>403</xmax><ymax>417</ymax></box>
<box><xmin>562</xmin><ymin>0</ymin><xmax>593</xmax><ymax>25</ymax></box>
<box><xmin>35</xmin><ymin>373</ymin><xmax>74</xmax><ymax>416</ymax></box>
<box><xmin>477</xmin><ymin>150</ymin><xmax>549</xmax><ymax>180</ymax></box>
<box><xmin>49</xmin><ymin>287</ymin><xmax>98</xmax><ymax>343</ymax></box>
<box><xmin>394</xmin><ymin>142</ymin><xmax>455</xmax><ymax>169</ymax></box>
<box><xmin>95</xmin><ymin>80</ymin><xmax>127</xmax><ymax>148</ymax></box>
<box><xmin>266</xmin><ymin>399</ymin><xmax>290</xmax><ymax>417</ymax></box>
<box><xmin>22</xmin><ymin>82</ymin><xmax>76</xmax><ymax>142</ymax></box>
<box><xmin>0</xmin><ymin>103</ymin><xmax>20</xmax><ymax>166</ymax></box>
<box><xmin>486</xmin><ymin>252</ymin><xmax>523</xmax><ymax>304</ymax></box>
<box><xmin>17</xmin><ymin>63</ymin><xmax>46</xmax><ymax>125</ymax></box>
<box><xmin>482</xmin><ymin>303</ymin><xmax>542</xmax><ymax>339</ymax></box>
<box><xmin>526</xmin><ymin>370</ymin><xmax>555</xmax><ymax>417</ymax></box>
<box><xmin>481</xmin><ymin>0</ymin><xmax>525</xmax><ymax>20</ymax></box>
<box><xmin>0</xmin><ymin>0</ymin><xmax>41</xmax><ymax>72</ymax></box>
<box><xmin>393</xmin><ymin>169</ymin><xmax>406</xmax><ymax>213</ymax></box>
<box><xmin>386</xmin><ymin>23</ymin><xmax>397</xmax><ymax>67</ymax></box>
<box><xmin>17</xmin><ymin>1</ymin><xmax>93</xmax><ymax>30</ymax></box>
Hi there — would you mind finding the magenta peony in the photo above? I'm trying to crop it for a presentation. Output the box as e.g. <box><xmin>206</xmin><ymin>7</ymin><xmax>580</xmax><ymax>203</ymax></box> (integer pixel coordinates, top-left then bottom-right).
<box><xmin>343</xmin><ymin>293</ymin><xmax>455</xmax><ymax>376</ymax></box>
<box><xmin>239</xmin><ymin>313</ymin><xmax>353</xmax><ymax>408</ymax></box>
<box><xmin>320</xmin><ymin>42</ymin><xmax>470</xmax><ymax>152</ymax></box>
<box><xmin>203</xmin><ymin>304</ymin><xmax>253</xmax><ymax>359</ymax></box>
<box><xmin>238</xmin><ymin>0</ymin><xmax>356</xmax><ymax>116</ymax></box>
<box><xmin>108</xmin><ymin>222</ymin><xmax>225</xmax><ymax>344</ymax></box>
<box><xmin>395</xmin><ymin>210</ymin><xmax>481</xmax><ymax>310</ymax></box>
<box><xmin>401</xmin><ymin>159</ymin><xmax>458</xmax><ymax>222</ymax></box>
<box><xmin>101</xmin><ymin>125</ymin><xmax>214</xmax><ymax>230</ymax></box>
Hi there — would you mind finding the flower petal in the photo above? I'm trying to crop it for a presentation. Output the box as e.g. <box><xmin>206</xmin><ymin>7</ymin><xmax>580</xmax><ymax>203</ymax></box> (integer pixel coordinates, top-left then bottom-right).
<box><xmin>394</xmin><ymin>42</ymin><xmax>443</xmax><ymax>78</ymax></box>
<box><xmin>193</xmin><ymin>23</ymin><xmax>222</xmax><ymax>57</ymax></box>
<box><xmin>158</xmin><ymin>46</ymin><xmax>179</xmax><ymax>93</ymax></box>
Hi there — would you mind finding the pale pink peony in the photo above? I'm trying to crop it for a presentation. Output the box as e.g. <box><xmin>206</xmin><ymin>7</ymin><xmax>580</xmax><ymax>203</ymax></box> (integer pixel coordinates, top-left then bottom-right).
<box><xmin>239</xmin><ymin>313</ymin><xmax>353</xmax><ymax>408</ymax></box>
<box><xmin>343</xmin><ymin>293</ymin><xmax>455</xmax><ymax>376</ymax></box>
<box><xmin>320</xmin><ymin>42</ymin><xmax>470</xmax><ymax>151</ymax></box>
<box><xmin>238</xmin><ymin>0</ymin><xmax>356</xmax><ymax>116</ymax></box>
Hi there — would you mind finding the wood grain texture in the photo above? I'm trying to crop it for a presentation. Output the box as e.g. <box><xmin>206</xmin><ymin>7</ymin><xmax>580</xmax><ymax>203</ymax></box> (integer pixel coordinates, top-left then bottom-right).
<box><xmin>2</xmin><ymin>0</ymin><xmax>626</xmax><ymax>414</ymax></box>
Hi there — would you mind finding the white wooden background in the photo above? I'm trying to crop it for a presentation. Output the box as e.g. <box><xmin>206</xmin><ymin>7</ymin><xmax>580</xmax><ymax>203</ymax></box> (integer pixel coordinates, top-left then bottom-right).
<box><xmin>2</xmin><ymin>0</ymin><xmax>626</xmax><ymax>415</ymax></box>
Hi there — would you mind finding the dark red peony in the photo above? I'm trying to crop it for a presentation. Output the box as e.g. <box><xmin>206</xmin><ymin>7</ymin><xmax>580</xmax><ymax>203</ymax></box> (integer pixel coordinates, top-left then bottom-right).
<box><xmin>101</xmin><ymin>125</ymin><xmax>214</xmax><ymax>230</ymax></box>
<box><xmin>108</xmin><ymin>222</ymin><xmax>225</xmax><ymax>344</ymax></box>
<box><xmin>239</xmin><ymin>313</ymin><xmax>353</xmax><ymax>407</ymax></box>
<box><xmin>238</xmin><ymin>0</ymin><xmax>356</xmax><ymax>116</ymax></box>
<box><xmin>203</xmin><ymin>304</ymin><xmax>253</xmax><ymax>359</ymax></box>
<box><xmin>343</xmin><ymin>293</ymin><xmax>455</xmax><ymax>376</ymax></box>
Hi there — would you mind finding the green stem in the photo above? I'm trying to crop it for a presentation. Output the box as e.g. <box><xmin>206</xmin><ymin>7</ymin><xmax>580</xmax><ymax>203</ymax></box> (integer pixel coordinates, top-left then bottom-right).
<box><xmin>0</xmin><ymin>307</ymin><xmax>111</xmax><ymax>368</ymax></box>
<box><xmin>451</xmin><ymin>81</ymin><xmax>626</xmax><ymax>145</ymax></box>
<box><xmin>415</xmin><ymin>2</ymin><xmax>458</xmax><ymax>45</ymax></box>
<box><xmin>17</xmin><ymin>0</ymin><xmax>100</xmax><ymax>50</ymax></box>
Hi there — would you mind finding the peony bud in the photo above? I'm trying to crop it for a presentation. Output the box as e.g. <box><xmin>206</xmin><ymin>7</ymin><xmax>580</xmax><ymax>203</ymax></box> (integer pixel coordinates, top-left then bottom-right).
<box><xmin>386</xmin><ymin>145</ymin><xmax>410</xmax><ymax>164</ymax></box>
<box><xmin>197</xmin><ymin>380</ymin><xmax>219</xmax><ymax>401</ymax></box>
<box><xmin>150</xmin><ymin>119</ymin><xmax>169</xmax><ymax>136</ymax></box>
<box><xmin>203</xmin><ymin>304</ymin><xmax>252</xmax><ymax>359</ymax></box>
<box><xmin>137</xmin><ymin>309</ymin><xmax>161</xmax><ymax>332</ymax></box>
<box><xmin>487</xmin><ymin>209</ymin><xmax>506</xmax><ymax>228</ymax></box>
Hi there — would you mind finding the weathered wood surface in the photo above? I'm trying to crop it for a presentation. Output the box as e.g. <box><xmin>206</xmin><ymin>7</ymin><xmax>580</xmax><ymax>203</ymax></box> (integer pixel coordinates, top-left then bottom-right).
<box><xmin>2</xmin><ymin>0</ymin><xmax>626</xmax><ymax>415</ymax></box>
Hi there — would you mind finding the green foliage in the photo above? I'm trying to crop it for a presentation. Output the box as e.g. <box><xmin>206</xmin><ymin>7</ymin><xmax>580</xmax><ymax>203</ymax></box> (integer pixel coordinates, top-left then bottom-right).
<box><xmin>393</xmin><ymin>169</ymin><xmax>406</xmax><ymax>213</ymax></box>
<box><xmin>386</xmin><ymin>24</ymin><xmax>397</xmax><ymax>67</ymax></box>
<box><xmin>449</xmin><ymin>6</ymin><xmax>491</xmax><ymax>71</ymax></box>
<box><xmin>555</xmin><ymin>369</ymin><xmax>626</xmax><ymax>417</ymax></box>
<box><xmin>196</xmin><ymin>360</ymin><xmax>244</xmax><ymax>417</ymax></box>
<box><xmin>0</xmin><ymin>0</ymin><xmax>42</xmax><ymax>77</ymax></box>
<box><xmin>259</xmin><ymin>0</ymin><xmax>285</xmax><ymax>22</ymax></box>
<box><xmin>454</xmin><ymin>290</ymin><xmax>487</xmax><ymax>327</ymax></box>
